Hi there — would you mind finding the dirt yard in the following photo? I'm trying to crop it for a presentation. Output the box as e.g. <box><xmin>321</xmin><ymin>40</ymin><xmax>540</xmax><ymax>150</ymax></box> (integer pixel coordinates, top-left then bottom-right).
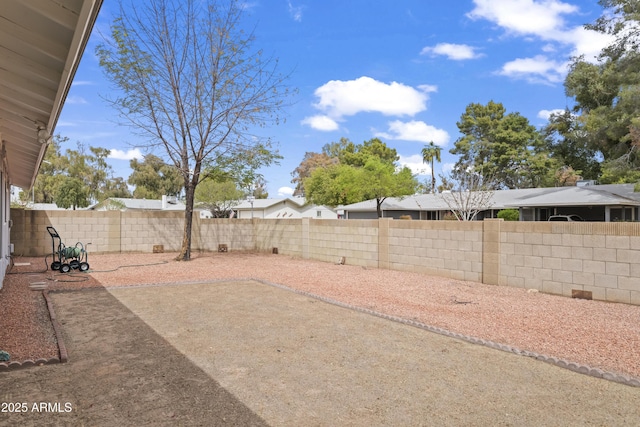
<box><xmin>1</xmin><ymin>252</ymin><xmax>640</xmax><ymax>425</ymax></box>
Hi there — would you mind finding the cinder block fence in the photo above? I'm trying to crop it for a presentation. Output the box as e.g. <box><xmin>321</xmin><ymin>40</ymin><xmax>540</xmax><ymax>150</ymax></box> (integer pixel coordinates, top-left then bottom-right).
<box><xmin>10</xmin><ymin>209</ymin><xmax>640</xmax><ymax>306</ymax></box>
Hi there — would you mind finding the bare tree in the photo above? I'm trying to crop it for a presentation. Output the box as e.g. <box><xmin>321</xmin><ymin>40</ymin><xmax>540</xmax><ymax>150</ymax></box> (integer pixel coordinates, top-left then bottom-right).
<box><xmin>439</xmin><ymin>169</ymin><xmax>495</xmax><ymax>221</ymax></box>
<box><xmin>97</xmin><ymin>0</ymin><xmax>290</xmax><ymax>260</ymax></box>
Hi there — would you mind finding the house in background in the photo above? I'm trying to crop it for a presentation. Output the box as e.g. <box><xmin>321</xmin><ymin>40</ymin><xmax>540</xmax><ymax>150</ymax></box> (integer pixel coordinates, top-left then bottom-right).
<box><xmin>23</xmin><ymin>203</ymin><xmax>78</xmax><ymax>211</ymax></box>
<box><xmin>90</xmin><ymin>195</ymin><xmax>186</xmax><ymax>212</ymax></box>
<box><xmin>0</xmin><ymin>0</ymin><xmax>104</xmax><ymax>286</ymax></box>
<box><xmin>506</xmin><ymin>184</ymin><xmax>640</xmax><ymax>222</ymax></box>
<box><xmin>341</xmin><ymin>184</ymin><xmax>640</xmax><ymax>222</ymax></box>
<box><xmin>90</xmin><ymin>196</ymin><xmax>338</xmax><ymax>220</ymax></box>
<box><xmin>232</xmin><ymin>197</ymin><xmax>337</xmax><ymax>219</ymax></box>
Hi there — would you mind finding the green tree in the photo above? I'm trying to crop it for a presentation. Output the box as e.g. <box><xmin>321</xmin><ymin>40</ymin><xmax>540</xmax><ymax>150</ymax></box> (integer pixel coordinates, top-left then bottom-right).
<box><xmin>289</xmin><ymin>137</ymin><xmax>353</xmax><ymax>197</ymax></box>
<box><xmin>564</xmin><ymin>0</ymin><xmax>640</xmax><ymax>182</ymax></box>
<box><xmin>55</xmin><ymin>177</ymin><xmax>90</xmax><ymax>210</ymax></box>
<box><xmin>29</xmin><ymin>136</ymin><xmax>68</xmax><ymax>204</ymax></box>
<box><xmin>321</xmin><ymin>137</ymin><xmax>352</xmax><ymax>159</ymax></box>
<box><xmin>291</xmin><ymin>152</ymin><xmax>337</xmax><ymax>196</ymax></box>
<box><xmin>304</xmin><ymin>163</ymin><xmax>366</xmax><ymax>207</ymax></box>
<box><xmin>421</xmin><ymin>141</ymin><xmax>442</xmax><ymax>193</ymax></box>
<box><xmin>128</xmin><ymin>154</ymin><xmax>183</xmax><ymax>199</ymax></box>
<box><xmin>340</xmin><ymin>137</ymin><xmax>399</xmax><ymax>167</ymax></box>
<box><xmin>543</xmin><ymin>109</ymin><xmax>601</xmax><ymax>181</ymax></box>
<box><xmin>451</xmin><ymin>101</ymin><xmax>554</xmax><ymax>189</ymax></box>
<box><xmin>598</xmin><ymin>116</ymin><xmax>640</xmax><ymax>183</ymax></box>
<box><xmin>64</xmin><ymin>143</ymin><xmax>126</xmax><ymax>203</ymax></box>
<box><xmin>203</xmin><ymin>145</ymin><xmax>281</xmax><ymax>197</ymax></box>
<box><xmin>304</xmin><ymin>138</ymin><xmax>417</xmax><ymax>217</ymax></box>
<box><xmin>586</xmin><ymin>0</ymin><xmax>640</xmax><ymax>61</ymax></box>
<box><xmin>564</xmin><ymin>59</ymin><xmax>637</xmax><ymax>163</ymax></box>
<box><xmin>97</xmin><ymin>0</ymin><xmax>290</xmax><ymax>261</ymax></box>
<box><xmin>27</xmin><ymin>135</ymin><xmax>131</xmax><ymax>206</ymax></box>
<box><xmin>103</xmin><ymin>177</ymin><xmax>133</xmax><ymax>199</ymax></box>
<box><xmin>195</xmin><ymin>179</ymin><xmax>244</xmax><ymax>217</ymax></box>
<box><xmin>360</xmin><ymin>158</ymin><xmax>416</xmax><ymax>217</ymax></box>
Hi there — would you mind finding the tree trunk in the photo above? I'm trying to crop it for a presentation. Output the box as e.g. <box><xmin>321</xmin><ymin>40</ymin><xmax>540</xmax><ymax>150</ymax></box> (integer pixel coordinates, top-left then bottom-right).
<box><xmin>431</xmin><ymin>159</ymin><xmax>435</xmax><ymax>193</ymax></box>
<box><xmin>177</xmin><ymin>183</ymin><xmax>195</xmax><ymax>261</ymax></box>
<box><xmin>376</xmin><ymin>197</ymin><xmax>385</xmax><ymax>218</ymax></box>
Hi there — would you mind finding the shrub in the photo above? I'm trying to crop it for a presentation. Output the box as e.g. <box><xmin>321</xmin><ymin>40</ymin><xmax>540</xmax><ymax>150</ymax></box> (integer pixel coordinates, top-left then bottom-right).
<box><xmin>497</xmin><ymin>209</ymin><xmax>519</xmax><ymax>221</ymax></box>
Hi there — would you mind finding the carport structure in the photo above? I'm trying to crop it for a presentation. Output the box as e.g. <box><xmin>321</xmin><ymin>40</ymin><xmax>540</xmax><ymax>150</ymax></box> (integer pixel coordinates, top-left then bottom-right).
<box><xmin>0</xmin><ymin>0</ymin><xmax>103</xmax><ymax>285</ymax></box>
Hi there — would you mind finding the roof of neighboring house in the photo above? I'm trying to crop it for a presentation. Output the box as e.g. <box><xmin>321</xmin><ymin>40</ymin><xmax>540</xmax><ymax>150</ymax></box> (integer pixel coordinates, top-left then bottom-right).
<box><xmin>92</xmin><ymin>197</ymin><xmax>186</xmax><ymax>211</ymax></box>
<box><xmin>25</xmin><ymin>203</ymin><xmax>77</xmax><ymax>211</ymax></box>
<box><xmin>299</xmin><ymin>204</ymin><xmax>335</xmax><ymax>213</ymax></box>
<box><xmin>233</xmin><ymin>197</ymin><xmax>306</xmax><ymax>210</ymax></box>
<box><xmin>505</xmin><ymin>186</ymin><xmax>640</xmax><ymax>207</ymax></box>
<box><xmin>341</xmin><ymin>184</ymin><xmax>640</xmax><ymax>213</ymax></box>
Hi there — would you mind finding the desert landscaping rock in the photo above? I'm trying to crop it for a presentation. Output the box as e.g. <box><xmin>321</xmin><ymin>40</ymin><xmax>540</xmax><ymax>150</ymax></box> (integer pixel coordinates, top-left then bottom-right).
<box><xmin>2</xmin><ymin>279</ymin><xmax>640</xmax><ymax>426</ymax></box>
<box><xmin>2</xmin><ymin>253</ymin><xmax>640</xmax><ymax>425</ymax></box>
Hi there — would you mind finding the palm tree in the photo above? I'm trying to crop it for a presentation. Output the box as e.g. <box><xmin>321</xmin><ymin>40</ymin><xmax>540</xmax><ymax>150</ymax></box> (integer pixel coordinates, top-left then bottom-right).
<box><xmin>421</xmin><ymin>141</ymin><xmax>442</xmax><ymax>193</ymax></box>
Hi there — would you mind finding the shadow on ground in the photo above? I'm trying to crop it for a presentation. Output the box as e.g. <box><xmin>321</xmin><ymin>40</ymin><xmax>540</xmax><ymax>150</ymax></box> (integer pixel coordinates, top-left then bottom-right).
<box><xmin>0</xmin><ymin>287</ymin><xmax>266</xmax><ymax>426</ymax></box>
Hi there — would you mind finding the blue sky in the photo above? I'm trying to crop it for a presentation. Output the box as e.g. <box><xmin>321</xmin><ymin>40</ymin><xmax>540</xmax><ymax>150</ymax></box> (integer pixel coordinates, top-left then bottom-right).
<box><xmin>57</xmin><ymin>0</ymin><xmax>612</xmax><ymax>197</ymax></box>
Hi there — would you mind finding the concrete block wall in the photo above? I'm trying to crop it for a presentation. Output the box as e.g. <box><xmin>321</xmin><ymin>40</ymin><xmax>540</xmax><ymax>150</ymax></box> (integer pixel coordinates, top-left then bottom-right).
<box><xmin>197</xmin><ymin>218</ymin><xmax>256</xmax><ymax>252</ymax></box>
<box><xmin>254</xmin><ymin>218</ymin><xmax>303</xmax><ymax>256</ymax></box>
<box><xmin>387</xmin><ymin>220</ymin><xmax>484</xmax><ymax>281</ymax></box>
<box><xmin>120</xmin><ymin>211</ymin><xmax>184</xmax><ymax>253</ymax></box>
<box><xmin>499</xmin><ymin>221</ymin><xmax>640</xmax><ymax>305</ymax></box>
<box><xmin>10</xmin><ymin>210</ymin><xmax>121</xmax><ymax>256</ymax></box>
<box><xmin>9</xmin><ymin>209</ymin><xmax>640</xmax><ymax>306</ymax></box>
<box><xmin>307</xmin><ymin>219</ymin><xmax>379</xmax><ymax>267</ymax></box>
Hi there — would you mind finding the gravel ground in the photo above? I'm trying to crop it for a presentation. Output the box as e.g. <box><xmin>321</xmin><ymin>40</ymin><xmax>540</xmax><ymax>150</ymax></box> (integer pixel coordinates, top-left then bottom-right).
<box><xmin>1</xmin><ymin>251</ymin><xmax>639</xmax><ymax>380</ymax></box>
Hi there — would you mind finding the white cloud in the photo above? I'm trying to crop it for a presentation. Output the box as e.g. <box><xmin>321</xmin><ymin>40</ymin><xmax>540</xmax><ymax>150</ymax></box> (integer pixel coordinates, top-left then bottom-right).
<box><xmin>56</xmin><ymin>121</ymin><xmax>77</xmax><ymax>127</ymax></box>
<box><xmin>468</xmin><ymin>0</ymin><xmax>614</xmax><ymax>82</ymax></box>
<box><xmin>564</xmin><ymin>27</ymin><xmax>613</xmax><ymax>62</ymax></box>
<box><xmin>287</xmin><ymin>0</ymin><xmax>303</xmax><ymax>22</ymax></box>
<box><xmin>239</xmin><ymin>2</ymin><xmax>258</xmax><ymax>11</ymax></box>
<box><xmin>374</xmin><ymin>120</ymin><xmax>450</xmax><ymax>145</ymax></box>
<box><xmin>300</xmin><ymin>115</ymin><xmax>339</xmax><ymax>131</ymax></box>
<box><xmin>398</xmin><ymin>154</ymin><xmax>430</xmax><ymax>176</ymax></box>
<box><xmin>537</xmin><ymin>108</ymin><xmax>565</xmax><ymax>120</ymax></box>
<box><xmin>108</xmin><ymin>148</ymin><xmax>144</xmax><ymax>160</ymax></box>
<box><xmin>467</xmin><ymin>0</ymin><xmax>578</xmax><ymax>39</ymax></box>
<box><xmin>278</xmin><ymin>186</ymin><xmax>294</xmax><ymax>197</ymax></box>
<box><xmin>66</xmin><ymin>96</ymin><xmax>88</xmax><ymax>105</ymax></box>
<box><xmin>497</xmin><ymin>55</ymin><xmax>567</xmax><ymax>84</ymax></box>
<box><xmin>71</xmin><ymin>80</ymin><xmax>93</xmax><ymax>86</ymax></box>
<box><xmin>64</xmin><ymin>131</ymin><xmax>118</xmax><ymax>141</ymax></box>
<box><xmin>421</xmin><ymin>43</ymin><xmax>482</xmax><ymax>60</ymax></box>
<box><xmin>311</xmin><ymin>76</ymin><xmax>434</xmax><ymax>119</ymax></box>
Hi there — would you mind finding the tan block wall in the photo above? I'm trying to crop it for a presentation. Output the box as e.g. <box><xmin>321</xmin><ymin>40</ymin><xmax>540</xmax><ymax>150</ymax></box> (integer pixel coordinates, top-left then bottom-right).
<box><xmin>387</xmin><ymin>220</ymin><xmax>484</xmax><ymax>281</ymax></box>
<box><xmin>197</xmin><ymin>218</ymin><xmax>256</xmax><ymax>252</ymax></box>
<box><xmin>499</xmin><ymin>221</ymin><xmax>640</xmax><ymax>305</ymax></box>
<box><xmin>120</xmin><ymin>211</ymin><xmax>184</xmax><ymax>253</ymax></box>
<box><xmin>10</xmin><ymin>210</ymin><xmax>121</xmax><ymax>256</ymax></box>
<box><xmin>254</xmin><ymin>218</ymin><xmax>303</xmax><ymax>256</ymax></box>
<box><xmin>307</xmin><ymin>219</ymin><xmax>379</xmax><ymax>267</ymax></box>
<box><xmin>9</xmin><ymin>209</ymin><xmax>640</xmax><ymax>306</ymax></box>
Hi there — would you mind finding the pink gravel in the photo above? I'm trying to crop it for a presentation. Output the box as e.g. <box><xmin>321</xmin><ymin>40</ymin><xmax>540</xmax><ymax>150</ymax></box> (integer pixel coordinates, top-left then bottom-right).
<box><xmin>2</xmin><ymin>251</ymin><xmax>639</xmax><ymax>379</ymax></box>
